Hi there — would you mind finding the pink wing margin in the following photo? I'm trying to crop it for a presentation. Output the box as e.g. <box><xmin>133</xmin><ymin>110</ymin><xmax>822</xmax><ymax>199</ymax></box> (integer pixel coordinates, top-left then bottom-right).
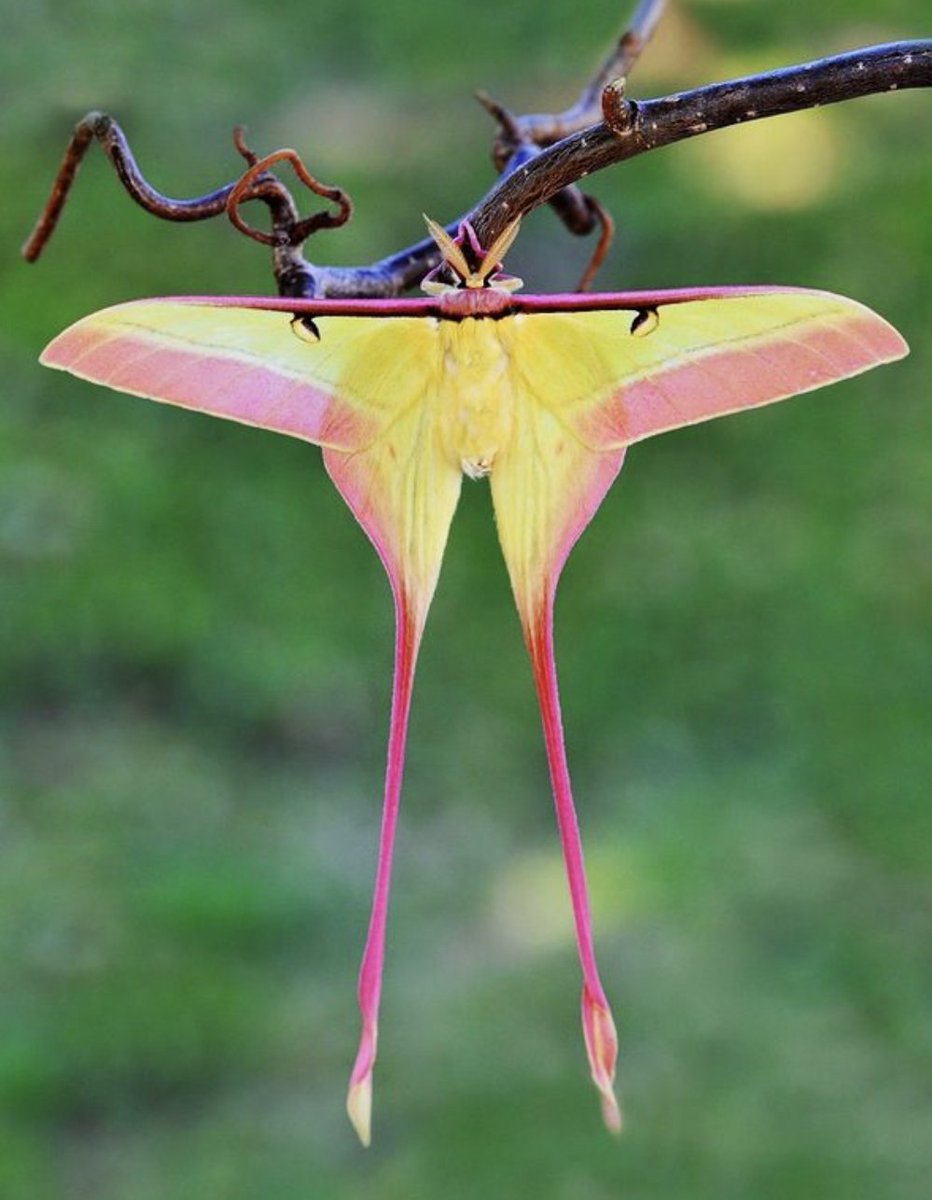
<box><xmin>112</xmin><ymin>283</ymin><xmax>896</xmax><ymax>313</ymax></box>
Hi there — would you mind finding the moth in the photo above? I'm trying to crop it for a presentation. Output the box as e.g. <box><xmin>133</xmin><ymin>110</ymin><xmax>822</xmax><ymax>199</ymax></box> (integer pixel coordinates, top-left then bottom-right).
<box><xmin>40</xmin><ymin>216</ymin><xmax>908</xmax><ymax>1143</ymax></box>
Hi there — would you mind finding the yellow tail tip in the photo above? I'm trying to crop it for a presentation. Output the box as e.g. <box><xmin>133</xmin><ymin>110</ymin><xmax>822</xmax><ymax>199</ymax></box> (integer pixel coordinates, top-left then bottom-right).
<box><xmin>599</xmin><ymin>1086</ymin><xmax>624</xmax><ymax>1136</ymax></box>
<box><xmin>346</xmin><ymin>1076</ymin><xmax>373</xmax><ymax>1147</ymax></box>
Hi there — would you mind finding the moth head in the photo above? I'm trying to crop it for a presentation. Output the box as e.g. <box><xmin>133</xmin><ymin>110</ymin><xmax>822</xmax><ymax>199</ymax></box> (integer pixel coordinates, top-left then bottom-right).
<box><xmin>421</xmin><ymin>216</ymin><xmax>523</xmax><ymax>295</ymax></box>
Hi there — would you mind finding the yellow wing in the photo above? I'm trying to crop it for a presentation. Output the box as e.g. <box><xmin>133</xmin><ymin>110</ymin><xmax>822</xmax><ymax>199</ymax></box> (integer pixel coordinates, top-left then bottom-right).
<box><xmin>41</xmin><ymin>300</ymin><xmax>439</xmax><ymax>452</ymax></box>
<box><xmin>41</xmin><ymin>298</ymin><xmax>462</xmax><ymax>621</ymax></box>
<box><xmin>491</xmin><ymin>288</ymin><xmax>907</xmax><ymax>625</ymax></box>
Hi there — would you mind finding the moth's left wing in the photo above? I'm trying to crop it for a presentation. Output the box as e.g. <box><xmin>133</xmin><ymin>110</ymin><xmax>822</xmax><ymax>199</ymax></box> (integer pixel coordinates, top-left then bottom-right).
<box><xmin>507</xmin><ymin>287</ymin><xmax>908</xmax><ymax>450</ymax></box>
<box><xmin>42</xmin><ymin>295</ymin><xmax>464</xmax><ymax>1144</ymax></box>
<box><xmin>40</xmin><ymin>297</ymin><xmax>441</xmax><ymax>452</ymax></box>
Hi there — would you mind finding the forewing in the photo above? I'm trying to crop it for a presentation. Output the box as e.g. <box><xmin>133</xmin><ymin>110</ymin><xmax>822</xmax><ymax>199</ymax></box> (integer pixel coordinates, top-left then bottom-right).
<box><xmin>509</xmin><ymin>289</ymin><xmax>908</xmax><ymax>450</ymax></box>
<box><xmin>40</xmin><ymin>299</ymin><xmax>439</xmax><ymax>452</ymax></box>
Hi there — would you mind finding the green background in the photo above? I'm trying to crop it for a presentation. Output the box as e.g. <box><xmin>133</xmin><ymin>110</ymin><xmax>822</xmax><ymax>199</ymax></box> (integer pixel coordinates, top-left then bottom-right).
<box><xmin>1</xmin><ymin>1</ymin><xmax>930</xmax><ymax>1196</ymax></box>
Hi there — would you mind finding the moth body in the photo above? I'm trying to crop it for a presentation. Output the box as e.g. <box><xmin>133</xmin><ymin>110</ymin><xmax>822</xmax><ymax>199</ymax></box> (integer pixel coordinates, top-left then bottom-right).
<box><xmin>437</xmin><ymin>309</ymin><xmax>517</xmax><ymax>479</ymax></box>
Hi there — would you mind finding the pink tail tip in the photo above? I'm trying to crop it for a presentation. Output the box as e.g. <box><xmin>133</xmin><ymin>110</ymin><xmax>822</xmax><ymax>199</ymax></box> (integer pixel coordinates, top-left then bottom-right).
<box><xmin>347</xmin><ymin>1019</ymin><xmax>378</xmax><ymax>1146</ymax></box>
<box><xmin>581</xmin><ymin>987</ymin><xmax>623</xmax><ymax>1134</ymax></box>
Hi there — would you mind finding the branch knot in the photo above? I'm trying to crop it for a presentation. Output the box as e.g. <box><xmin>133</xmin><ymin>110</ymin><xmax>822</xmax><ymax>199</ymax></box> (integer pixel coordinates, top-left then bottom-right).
<box><xmin>601</xmin><ymin>78</ymin><xmax>638</xmax><ymax>136</ymax></box>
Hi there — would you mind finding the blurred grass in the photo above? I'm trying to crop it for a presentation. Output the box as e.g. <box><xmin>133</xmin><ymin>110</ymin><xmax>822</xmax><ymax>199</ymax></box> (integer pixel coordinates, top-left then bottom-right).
<box><xmin>1</xmin><ymin>1</ymin><xmax>931</xmax><ymax>1197</ymax></box>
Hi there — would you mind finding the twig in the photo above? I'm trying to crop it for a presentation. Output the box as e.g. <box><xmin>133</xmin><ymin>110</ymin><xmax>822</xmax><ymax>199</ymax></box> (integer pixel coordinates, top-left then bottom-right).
<box><xmin>325</xmin><ymin>39</ymin><xmax>932</xmax><ymax>296</ymax></box>
<box><xmin>224</xmin><ymin>145</ymin><xmax>352</xmax><ymax>247</ymax></box>
<box><xmin>477</xmin><ymin>0</ymin><xmax>666</xmax><ymax>263</ymax></box>
<box><xmin>21</xmin><ymin>112</ymin><xmax>322</xmax><ymax>297</ymax></box>
<box><xmin>467</xmin><ymin>41</ymin><xmax>932</xmax><ymax>246</ymax></box>
<box><xmin>574</xmin><ymin>197</ymin><xmax>615</xmax><ymax>292</ymax></box>
<box><xmin>21</xmin><ymin>0</ymin><xmax>669</xmax><ymax>287</ymax></box>
<box><xmin>23</xmin><ymin>24</ymin><xmax>931</xmax><ymax>301</ymax></box>
<box><xmin>22</xmin><ymin>113</ymin><xmax>290</xmax><ymax>255</ymax></box>
<box><xmin>489</xmin><ymin>0</ymin><xmax>668</xmax><ymax>157</ymax></box>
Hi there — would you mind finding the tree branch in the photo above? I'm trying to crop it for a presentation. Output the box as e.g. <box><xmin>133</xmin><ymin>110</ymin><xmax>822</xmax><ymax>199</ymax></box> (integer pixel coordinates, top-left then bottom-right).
<box><xmin>478</xmin><ymin>0</ymin><xmax>666</xmax><ymax>264</ymax></box>
<box><xmin>467</xmin><ymin>40</ymin><xmax>932</xmax><ymax>247</ymax></box>
<box><xmin>19</xmin><ymin>0</ymin><xmax>670</xmax><ymax>295</ymax></box>
<box><xmin>21</xmin><ymin>112</ymin><xmax>323</xmax><ymax>297</ymax></box>
<box><xmin>23</xmin><ymin>17</ymin><xmax>931</xmax><ymax>301</ymax></box>
<box><xmin>321</xmin><ymin>40</ymin><xmax>931</xmax><ymax>296</ymax></box>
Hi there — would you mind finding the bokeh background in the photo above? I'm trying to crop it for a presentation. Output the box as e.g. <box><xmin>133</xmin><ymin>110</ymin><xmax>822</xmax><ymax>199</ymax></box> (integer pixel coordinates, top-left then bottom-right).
<box><xmin>2</xmin><ymin>1</ymin><xmax>931</xmax><ymax>1196</ymax></box>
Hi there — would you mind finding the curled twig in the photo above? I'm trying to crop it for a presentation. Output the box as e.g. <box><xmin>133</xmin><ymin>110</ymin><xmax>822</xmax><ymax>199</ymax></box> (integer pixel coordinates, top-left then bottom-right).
<box><xmin>21</xmin><ymin>112</ymin><xmax>304</xmax><ymax>262</ymax></box>
<box><xmin>232</xmin><ymin>125</ymin><xmax>260</xmax><ymax>167</ymax></box>
<box><xmin>575</xmin><ymin>197</ymin><xmax>615</xmax><ymax>292</ymax></box>
<box><xmin>22</xmin><ymin>114</ymin><xmax>100</xmax><ymax>263</ymax></box>
<box><xmin>225</xmin><ymin>146</ymin><xmax>352</xmax><ymax>247</ymax></box>
<box><xmin>22</xmin><ymin>0</ymin><xmax>931</xmax><ymax>303</ymax></box>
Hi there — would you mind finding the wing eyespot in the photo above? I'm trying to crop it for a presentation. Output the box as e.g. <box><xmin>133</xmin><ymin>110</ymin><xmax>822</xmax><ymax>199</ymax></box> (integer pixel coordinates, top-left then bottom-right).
<box><xmin>629</xmin><ymin>308</ymin><xmax>659</xmax><ymax>338</ymax></box>
<box><xmin>290</xmin><ymin>315</ymin><xmax>321</xmax><ymax>343</ymax></box>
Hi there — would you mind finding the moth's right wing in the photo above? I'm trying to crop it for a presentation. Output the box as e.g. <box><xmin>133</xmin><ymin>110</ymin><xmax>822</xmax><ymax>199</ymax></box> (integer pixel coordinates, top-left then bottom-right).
<box><xmin>508</xmin><ymin>288</ymin><xmax>908</xmax><ymax>450</ymax></box>
<box><xmin>41</xmin><ymin>297</ymin><xmax>464</xmax><ymax>618</ymax></box>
